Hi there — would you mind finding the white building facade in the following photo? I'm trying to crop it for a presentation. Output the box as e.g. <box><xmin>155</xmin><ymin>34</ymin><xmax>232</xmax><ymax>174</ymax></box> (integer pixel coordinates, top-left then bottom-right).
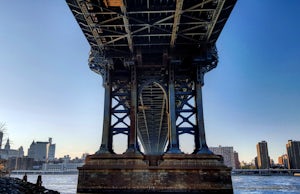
<box><xmin>27</xmin><ymin>138</ymin><xmax>56</xmax><ymax>161</ymax></box>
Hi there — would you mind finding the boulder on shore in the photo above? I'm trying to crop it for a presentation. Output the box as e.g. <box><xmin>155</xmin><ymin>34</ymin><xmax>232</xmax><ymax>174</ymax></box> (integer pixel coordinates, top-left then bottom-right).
<box><xmin>0</xmin><ymin>177</ymin><xmax>60</xmax><ymax>194</ymax></box>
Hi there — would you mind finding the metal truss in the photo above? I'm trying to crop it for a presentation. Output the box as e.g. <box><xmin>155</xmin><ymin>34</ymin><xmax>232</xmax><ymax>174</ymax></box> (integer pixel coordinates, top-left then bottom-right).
<box><xmin>66</xmin><ymin>0</ymin><xmax>236</xmax><ymax>68</ymax></box>
<box><xmin>66</xmin><ymin>0</ymin><xmax>237</xmax><ymax>155</ymax></box>
<box><xmin>111</xmin><ymin>81</ymin><xmax>131</xmax><ymax>136</ymax></box>
<box><xmin>175</xmin><ymin>79</ymin><xmax>196</xmax><ymax>136</ymax></box>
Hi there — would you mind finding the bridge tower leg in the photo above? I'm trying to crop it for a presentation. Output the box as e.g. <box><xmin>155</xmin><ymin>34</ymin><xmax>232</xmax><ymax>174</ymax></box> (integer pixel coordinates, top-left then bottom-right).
<box><xmin>126</xmin><ymin>64</ymin><xmax>140</xmax><ymax>153</ymax></box>
<box><xmin>167</xmin><ymin>63</ymin><xmax>182</xmax><ymax>154</ymax></box>
<box><xmin>96</xmin><ymin>68</ymin><xmax>113</xmax><ymax>154</ymax></box>
<box><xmin>195</xmin><ymin>65</ymin><xmax>213</xmax><ymax>154</ymax></box>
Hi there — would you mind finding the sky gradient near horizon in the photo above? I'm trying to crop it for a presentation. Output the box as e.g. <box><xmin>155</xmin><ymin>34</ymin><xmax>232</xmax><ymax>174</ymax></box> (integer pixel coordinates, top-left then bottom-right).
<box><xmin>0</xmin><ymin>1</ymin><xmax>299</xmax><ymax>163</ymax></box>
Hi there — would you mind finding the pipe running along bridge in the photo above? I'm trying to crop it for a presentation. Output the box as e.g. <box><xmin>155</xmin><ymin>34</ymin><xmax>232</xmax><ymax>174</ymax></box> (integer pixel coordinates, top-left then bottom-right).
<box><xmin>66</xmin><ymin>0</ymin><xmax>236</xmax><ymax>156</ymax></box>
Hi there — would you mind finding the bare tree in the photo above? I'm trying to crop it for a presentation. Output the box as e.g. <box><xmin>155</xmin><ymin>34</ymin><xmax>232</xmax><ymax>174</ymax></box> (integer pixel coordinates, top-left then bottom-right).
<box><xmin>0</xmin><ymin>122</ymin><xmax>7</xmax><ymax>149</ymax></box>
<box><xmin>0</xmin><ymin>122</ymin><xmax>7</xmax><ymax>132</ymax></box>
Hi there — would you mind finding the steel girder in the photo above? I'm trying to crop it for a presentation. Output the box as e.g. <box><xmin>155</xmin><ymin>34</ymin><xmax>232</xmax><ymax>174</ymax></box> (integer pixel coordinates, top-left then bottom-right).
<box><xmin>66</xmin><ymin>0</ymin><xmax>236</xmax><ymax>70</ymax></box>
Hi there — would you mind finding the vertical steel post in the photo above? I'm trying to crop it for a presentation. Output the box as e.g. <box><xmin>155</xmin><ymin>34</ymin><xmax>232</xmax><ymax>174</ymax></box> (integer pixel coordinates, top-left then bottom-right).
<box><xmin>193</xmin><ymin>108</ymin><xmax>201</xmax><ymax>153</ymax></box>
<box><xmin>167</xmin><ymin>63</ymin><xmax>182</xmax><ymax>154</ymax></box>
<box><xmin>96</xmin><ymin>68</ymin><xmax>113</xmax><ymax>154</ymax></box>
<box><xmin>195</xmin><ymin>65</ymin><xmax>213</xmax><ymax>154</ymax></box>
<box><xmin>126</xmin><ymin>65</ymin><xmax>139</xmax><ymax>153</ymax></box>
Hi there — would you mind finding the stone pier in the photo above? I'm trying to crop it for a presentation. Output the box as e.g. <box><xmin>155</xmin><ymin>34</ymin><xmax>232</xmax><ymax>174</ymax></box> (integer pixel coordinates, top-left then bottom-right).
<box><xmin>77</xmin><ymin>154</ymin><xmax>232</xmax><ymax>194</ymax></box>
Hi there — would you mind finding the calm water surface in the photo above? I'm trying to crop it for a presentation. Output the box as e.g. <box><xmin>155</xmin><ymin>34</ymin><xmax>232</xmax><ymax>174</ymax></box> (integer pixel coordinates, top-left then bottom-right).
<box><xmin>232</xmin><ymin>175</ymin><xmax>300</xmax><ymax>194</ymax></box>
<box><xmin>12</xmin><ymin>174</ymin><xmax>300</xmax><ymax>194</ymax></box>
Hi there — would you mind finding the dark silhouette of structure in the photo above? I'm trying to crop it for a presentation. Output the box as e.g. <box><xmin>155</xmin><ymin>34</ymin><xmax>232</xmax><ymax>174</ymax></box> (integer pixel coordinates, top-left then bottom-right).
<box><xmin>66</xmin><ymin>0</ymin><xmax>237</xmax><ymax>193</ymax></box>
<box><xmin>286</xmin><ymin>140</ymin><xmax>300</xmax><ymax>169</ymax></box>
<box><xmin>256</xmin><ymin>141</ymin><xmax>271</xmax><ymax>169</ymax></box>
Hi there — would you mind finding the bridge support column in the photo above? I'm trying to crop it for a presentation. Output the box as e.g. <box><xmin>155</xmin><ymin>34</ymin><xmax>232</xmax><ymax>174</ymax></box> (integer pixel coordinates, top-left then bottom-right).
<box><xmin>126</xmin><ymin>65</ymin><xmax>140</xmax><ymax>154</ymax></box>
<box><xmin>96</xmin><ymin>68</ymin><xmax>113</xmax><ymax>154</ymax></box>
<box><xmin>195</xmin><ymin>66</ymin><xmax>213</xmax><ymax>154</ymax></box>
<box><xmin>167</xmin><ymin>63</ymin><xmax>182</xmax><ymax>154</ymax></box>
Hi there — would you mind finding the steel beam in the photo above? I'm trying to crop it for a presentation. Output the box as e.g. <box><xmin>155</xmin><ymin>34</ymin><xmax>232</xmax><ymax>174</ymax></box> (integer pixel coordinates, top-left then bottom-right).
<box><xmin>126</xmin><ymin>65</ymin><xmax>139</xmax><ymax>153</ymax></box>
<box><xmin>75</xmin><ymin>0</ymin><xmax>104</xmax><ymax>51</ymax></box>
<box><xmin>170</xmin><ymin>0</ymin><xmax>184</xmax><ymax>48</ymax></box>
<box><xmin>206</xmin><ymin>0</ymin><xmax>226</xmax><ymax>41</ymax></box>
<box><xmin>167</xmin><ymin>63</ymin><xmax>182</xmax><ymax>154</ymax></box>
<box><xmin>120</xmin><ymin>1</ymin><xmax>133</xmax><ymax>53</ymax></box>
<box><xmin>96</xmin><ymin>68</ymin><xmax>113</xmax><ymax>154</ymax></box>
<box><xmin>195</xmin><ymin>66</ymin><xmax>213</xmax><ymax>154</ymax></box>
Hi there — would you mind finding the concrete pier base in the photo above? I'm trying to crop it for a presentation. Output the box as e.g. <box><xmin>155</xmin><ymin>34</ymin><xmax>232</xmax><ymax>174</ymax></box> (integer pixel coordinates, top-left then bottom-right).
<box><xmin>77</xmin><ymin>153</ymin><xmax>233</xmax><ymax>194</ymax></box>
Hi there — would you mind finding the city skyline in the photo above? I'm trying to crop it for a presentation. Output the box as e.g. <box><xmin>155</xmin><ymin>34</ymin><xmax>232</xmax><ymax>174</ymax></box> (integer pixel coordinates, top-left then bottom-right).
<box><xmin>1</xmin><ymin>1</ymin><xmax>300</xmax><ymax>162</ymax></box>
<box><xmin>1</xmin><ymin>129</ymin><xmax>298</xmax><ymax>163</ymax></box>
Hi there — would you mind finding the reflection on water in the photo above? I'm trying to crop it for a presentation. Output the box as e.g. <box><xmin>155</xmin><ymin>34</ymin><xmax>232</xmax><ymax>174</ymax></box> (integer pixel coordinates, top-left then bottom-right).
<box><xmin>12</xmin><ymin>174</ymin><xmax>300</xmax><ymax>194</ymax></box>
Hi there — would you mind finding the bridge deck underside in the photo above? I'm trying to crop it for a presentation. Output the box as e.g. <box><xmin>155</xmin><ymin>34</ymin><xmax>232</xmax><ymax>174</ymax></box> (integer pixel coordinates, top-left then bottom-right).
<box><xmin>66</xmin><ymin>0</ymin><xmax>236</xmax><ymax>63</ymax></box>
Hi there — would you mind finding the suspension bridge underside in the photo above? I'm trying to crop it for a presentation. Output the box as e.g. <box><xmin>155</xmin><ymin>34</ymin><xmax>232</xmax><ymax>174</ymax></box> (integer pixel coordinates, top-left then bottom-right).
<box><xmin>66</xmin><ymin>0</ymin><xmax>236</xmax><ymax>193</ymax></box>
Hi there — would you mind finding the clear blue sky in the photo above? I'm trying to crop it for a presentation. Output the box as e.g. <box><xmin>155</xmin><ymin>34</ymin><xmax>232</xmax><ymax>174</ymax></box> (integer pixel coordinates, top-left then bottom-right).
<box><xmin>0</xmin><ymin>1</ymin><xmax>299</xmax><ymax>162</ymax></box>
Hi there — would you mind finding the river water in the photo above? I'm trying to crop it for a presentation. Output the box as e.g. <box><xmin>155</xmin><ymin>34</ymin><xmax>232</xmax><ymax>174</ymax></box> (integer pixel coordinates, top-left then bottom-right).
<box><xmin>11</xmin><ymin>174</ymin><xmax>300</xmax><ymax>194</ymax></box>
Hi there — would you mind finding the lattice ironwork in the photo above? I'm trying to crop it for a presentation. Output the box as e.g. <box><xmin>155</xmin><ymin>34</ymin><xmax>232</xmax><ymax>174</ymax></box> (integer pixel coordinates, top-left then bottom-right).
<box><xmin>66</xmin><ymin>0</ymin><xmax>237</xmax><ymax>155</ymax></box>
<box><xmin>111</xmin><ymin>81</ymin><xmax>131</xmax><ymax>136</ymax></box>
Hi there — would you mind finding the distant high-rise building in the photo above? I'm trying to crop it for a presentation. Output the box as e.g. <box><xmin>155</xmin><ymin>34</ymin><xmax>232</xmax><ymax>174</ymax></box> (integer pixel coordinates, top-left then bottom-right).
<box><xmin>27</xmin><ymin>138</ymin><xmax>56</xmax><ymax>162</ymax></box>
<box><xmin>0</xmin><ymin>131</ymin><xmax>3</xmax><ymax>149</ymax></box>
<box><xmin>48</xmin><ymin>137</ymin><xmax>56</xmax><ymax>161</ymax></box>
<box><xmin>209</xmin><ymin>146</ymin><xmax>236</xmax><ymax>169</ymax></box>
<box><xmin>286</xmin><ymin>140</ymin><xmax>300</xmax><ymax>169</ymax></box>
<box><xmin>27</xmin><ymin>141</ymin><xmax>36</xmax><ymax>159</ymax></box>
<box><xmin>256</xmin><ymin>141</ymin><xmax>270</xmax><ymax>169</ymax></box>
<box><xmin>254</xmin><ymin>157</ymin><xmax>258</xmax><ymax>169</ymax></box>
<box><xmin>278</xmin><ymin>154</ymin><xmax>288</xmax><ymax>169</ymax></box>
<box><xmin>234</xmin><ymin>151</ymin><xmax>240</xmax><ymax>169</ymax></box>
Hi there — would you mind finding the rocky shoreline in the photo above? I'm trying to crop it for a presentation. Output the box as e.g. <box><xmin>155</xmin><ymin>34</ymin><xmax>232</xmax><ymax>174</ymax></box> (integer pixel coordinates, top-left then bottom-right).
<box><xmin>0</xmin><ymin>177</ymin><xmax>60</xmax><ymax>194</ymax></box>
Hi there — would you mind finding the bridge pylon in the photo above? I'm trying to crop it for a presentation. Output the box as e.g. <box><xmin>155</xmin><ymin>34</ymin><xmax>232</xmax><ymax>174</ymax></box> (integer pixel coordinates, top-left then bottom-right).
<box><xmin>66</xmin><ymin>0</ymin><xmax>237</xmax><ymax>193</ymax></box>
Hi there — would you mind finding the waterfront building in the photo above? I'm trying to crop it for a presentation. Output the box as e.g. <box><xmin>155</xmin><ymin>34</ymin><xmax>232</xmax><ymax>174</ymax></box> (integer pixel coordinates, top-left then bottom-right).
<box><xmin>6</xmin><ymin>157</ymin><xmax>34</xmax><ymax>171</ymax></box>
<box><xmin>81</xmin><ymin>153</ymin><xmax>89</xmax><ymax>160</ymax></box>
<box><xmin>278</xmin><ymin>154</ymin><xmax>289</xmax><ymax>169</ymax></box>
<box><xmin>256</xmin><ymin>141</ymin><xmax>270</xmax><ymax>169</ymax></box>
<box><xmin>234</xmin><ymin>151</ymin><xmax>241</xmax><ymax>169</ymax></box>
<box><xmin>286</xmin><ymin>140</ymin><xmax>300</xmax><ymax>169</ymax></box>
<box><xmin>42</xmin><ymin>162</ymin><xmax>84</xmax><ymax>172</ymax></box>
<box><xmin>27</xmin><ymin>138</ymin><xmax>56</xmax><ymax>162</ymax></box>
<box><xmin>48</xmin><ymin>138</ymin><xmax>56</xmax><ymax>161</ymax></box>
<box><xmin>0</xmin><ymin>131</ymin><xmax>3</xmax><ymax>149</ymax></box>
<box><xmin>254</xmin><ymin>157</ymin><xmax>258</xmax><ymax>168</ymax></box>
<box><xmin>0</xmin><ymin>139</ymin><xmax>24</xmax><ymax>159</ymax></box>
<box><xmin>209</xmin><ymin>146</ymin><xmax>236</xmax><ymax>169</ymax></box>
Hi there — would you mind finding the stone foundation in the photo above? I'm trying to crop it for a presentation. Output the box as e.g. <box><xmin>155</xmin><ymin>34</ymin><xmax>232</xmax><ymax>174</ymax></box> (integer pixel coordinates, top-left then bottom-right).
<box><xmin>77</xmin><ymin>153</ymin><xmax>233</xmax><ymax>194</ymax></box>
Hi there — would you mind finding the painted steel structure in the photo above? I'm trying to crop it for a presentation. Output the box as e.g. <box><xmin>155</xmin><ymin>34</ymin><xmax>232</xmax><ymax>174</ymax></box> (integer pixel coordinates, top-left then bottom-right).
<box><xmin>66</xmin><ymin>0</ymin><xmax>236</xmax><ymax>155</ymax></box>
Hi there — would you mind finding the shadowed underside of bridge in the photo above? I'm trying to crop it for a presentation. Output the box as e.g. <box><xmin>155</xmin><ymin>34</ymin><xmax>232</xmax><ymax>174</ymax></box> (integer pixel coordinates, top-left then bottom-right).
<box><xmin>67</xmin><ymin>0</ymin><xmax>236</xmax><ymax>155</ymax></box>
<box><xmin>66</xmin><ymin>0</ymin><xmax>237</xmax><ymax>193</ymax></box>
